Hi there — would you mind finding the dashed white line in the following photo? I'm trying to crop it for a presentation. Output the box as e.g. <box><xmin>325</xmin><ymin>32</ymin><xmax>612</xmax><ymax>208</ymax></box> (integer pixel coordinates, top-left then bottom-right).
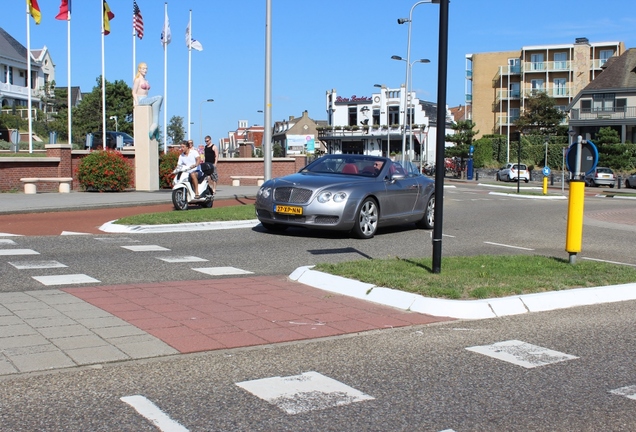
<box><xmin>121</xmin><ymin>245</ymin><xmax>170</xmax><ymax>252</ymax></box>
<box><xmin>483</xmin><ymin>241</ymin><xmax>534</xmax><ymax>251</ymax></box>
<box><xmin>32</xmin><ymin>274</ymin><xmax>100</xmax><ymax>286</ymax></box>
<box><xmin>192</xmin><ymin>267</ymin><xmax>253</xmax><ymax>276</ymax></box>
<box><xmin>466</xmin><ymin>340</ymin><xmax>578</xmax><ymax>368</ymax></box>
<box><xmin>0</xmin><ymin>249</ymin><xmax>39</xmax><ymax>256</ymax></box>
<box><xmin>9</xmin><ymin>260</ymin><xmax>67</xmax><ymax>269</ymax></box>
<box><xmin>121</xmin><ymin>395</ymin><xmax>189</xmax><ymax>432</ymax></box>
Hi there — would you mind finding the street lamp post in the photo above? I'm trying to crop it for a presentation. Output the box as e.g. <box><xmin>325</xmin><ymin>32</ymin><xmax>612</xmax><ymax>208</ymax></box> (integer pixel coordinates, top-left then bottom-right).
<box><xmin>391</xmin><ymin>55</ymin><xmax>430</xmax><ymax>163</ymax></box>
<box><xmin>397</xmin><ymin>0</ymin><xmax>440</xmax><ymax>166</ymax></box>
<box><xmin>432</xmin><ymin>0</ymin><xmax>447</xmax><ymax>273</ymax></box>
<box><xmin>109</xmin><ymin>115</ymin><xmax>118</xmax><ymax>132</ymax></box>
<box><xmin>199</xmin><ymin>98</ymin><xmax>214</xmax><ymax>146</ymax></box>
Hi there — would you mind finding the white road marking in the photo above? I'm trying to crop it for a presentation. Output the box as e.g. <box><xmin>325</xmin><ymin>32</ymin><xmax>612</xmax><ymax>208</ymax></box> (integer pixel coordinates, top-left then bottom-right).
<box><xmin>466</xmin><ymin>340</ymin><xmax>578</xmax><ymax>369</ymax></box>
<box><xmin>61</xmin><ymin>231</ymin><xmax>91</xmax><ymax>235</ymax></box>
<box><xmin>95</xmin><ymin>237</ymin><xmax>140</xmax><ymax>243</ymax></box>
<box><xmin>192</xmin><ymin>267</ymin><xmax>253</xmax><ymax>276</ymax></box>
<box><xmin>32</xmin><ymin>274</ymin><xmax>100</xmax><ymax>286</ymax></box>
<box><xmin>0</xmin><ymin>249</ymin><xmax>39</xmax><ymax>256</ymax></box>
<box><xmin>0</xmin><ymin>239</ymin><xmax>17</xmax><ymax>245</ymax></box>
<box><xmin>582</xmin><ymin>257</ymin><xmax>636</xmax><ymax>267</ymax></box>
<box><xmin>0</xmin><ymin>233</ymin><xmax>22</xmax><ymax>237</ymax></box>
<box><xmin>121</xmin><ymin>395</ymin><xmax>189</xmax><ymax>432</ymax></box>
<box><xmin>484</xmin><ymin>241</ymin><xmax>534</xmax><ymax>251</ymax></box>
<box><xmin>609</xmin><ymin>385</ymin><xmax>636</xmax><ymax>400</ymax></box>
<box><xmin>158</xmin><ymin>256</ymin><xmax>208</xmax><ymax>263</ymax></box>
<box><xmin>236</xmin><ymin>371</ymin><xmax>374</xmax><ymax>415</ymax></box>
<box><xmin>9</xmin><ymin>260</ymin><xmax>67</xmax><ymax>269</ymax></box>
<box><xmin>121</xmin><ymin>245</ymin><xmax>170</xmax><ymax>252</ymax></box>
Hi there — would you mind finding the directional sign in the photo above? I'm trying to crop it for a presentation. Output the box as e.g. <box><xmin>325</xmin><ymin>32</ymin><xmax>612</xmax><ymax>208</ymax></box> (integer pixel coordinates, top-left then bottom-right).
<box><xmin>542</xmin><ymin>166</ymin><xmax>551</xmax><ymax>176</ymax></box>
<box><xmin>566</xmin><ymin>140</ymin><xmax>598</xmax><ymax>175</ymax></box>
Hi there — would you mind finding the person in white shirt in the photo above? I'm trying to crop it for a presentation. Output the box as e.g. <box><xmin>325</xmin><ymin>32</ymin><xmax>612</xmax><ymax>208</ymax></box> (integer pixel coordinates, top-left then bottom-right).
<box><xmin>177</xmin><ymin>140</ymin><xmax>202</xmax><ymax>197</ymax></box>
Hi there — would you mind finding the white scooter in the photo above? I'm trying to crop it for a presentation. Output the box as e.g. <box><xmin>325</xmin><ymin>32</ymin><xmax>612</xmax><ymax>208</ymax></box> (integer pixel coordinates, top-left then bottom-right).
<box><xmin>171</xmin><ymin>164</ymin><xmax>215</xmax><ymax>210</ymax></box>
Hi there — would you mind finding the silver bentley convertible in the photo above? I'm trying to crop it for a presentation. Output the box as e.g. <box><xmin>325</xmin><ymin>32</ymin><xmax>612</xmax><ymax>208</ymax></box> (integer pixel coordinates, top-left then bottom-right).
<box><xmin>255</xmin><ymin>154</ymin><xmax>435</xmax><ymax>239</ymax></box>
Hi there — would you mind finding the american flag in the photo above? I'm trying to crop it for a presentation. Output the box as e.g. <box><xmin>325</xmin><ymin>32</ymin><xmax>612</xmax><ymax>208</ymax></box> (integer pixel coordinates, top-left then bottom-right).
<box><xmin>133</xmin><ymin>1</ymin><xmax>143</xmax><ymax>39</ymax></box>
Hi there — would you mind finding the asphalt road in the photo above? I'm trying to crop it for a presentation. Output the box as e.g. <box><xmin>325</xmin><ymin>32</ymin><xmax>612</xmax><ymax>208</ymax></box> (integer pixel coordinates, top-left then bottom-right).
<box><xmin>1</xmin><ymin>184</ymin><xmax>635</xmax><ymax>430</ymax></box>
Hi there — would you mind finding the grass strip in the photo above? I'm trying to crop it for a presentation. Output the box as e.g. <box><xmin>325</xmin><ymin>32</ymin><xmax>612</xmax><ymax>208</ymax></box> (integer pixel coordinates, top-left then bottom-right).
<box><xmin>115</xmin><ymin>204</ymin><xmax>256</xmax><ymax>225</ymax></box>
<box><xmin>314</xmin><ymin>255</ymin><xmax>636</xmax><ymax>300</ymax></box>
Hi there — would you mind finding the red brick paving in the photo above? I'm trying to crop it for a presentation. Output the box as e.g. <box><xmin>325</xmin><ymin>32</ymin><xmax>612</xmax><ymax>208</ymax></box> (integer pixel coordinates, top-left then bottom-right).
<box><xmin>64</xmin><ymin>275</ymin><xmax>452</xmax><ymax>354</ymax></box>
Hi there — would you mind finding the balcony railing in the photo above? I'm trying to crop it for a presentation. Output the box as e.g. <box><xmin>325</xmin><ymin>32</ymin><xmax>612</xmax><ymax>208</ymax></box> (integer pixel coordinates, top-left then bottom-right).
<box><xmin>495</xmin><ymin>114</ymin><xmax>520</xmax><ymax>127</ymax></box>
<box><xmin>466</xmin><ymin>70</ymin><xmax>472</xmax><ymax>79</ymax></box>
<box><xmin>522</xmin><ymin>60</ymin><xmax>571</xmax><ymax>72</ymax></box>
<box><xmin>492</xmin><ymin>64</ymin><xmax>522</xmax><ymax>84</ymax></box>
<box><xmin>570</xmin><ymin>106</ymin><xmax>636</xmax><ymax>121</ymax></box>
<box><xmin>591</xmin><ymin>59</ymin><xmax>610</xmax><ymax>69</ymax></box>
<box><xmin>495</xmin><ymin>89</ymin><xmax>521</xmax><ymax>104</ymax></box>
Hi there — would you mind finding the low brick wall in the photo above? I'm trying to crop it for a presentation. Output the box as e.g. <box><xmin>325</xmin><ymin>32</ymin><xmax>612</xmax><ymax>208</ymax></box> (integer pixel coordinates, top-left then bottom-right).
<box><xmin>0</xmin><ymin>146</ymin><xmax>306</xmax><ymax>192</ymax></box>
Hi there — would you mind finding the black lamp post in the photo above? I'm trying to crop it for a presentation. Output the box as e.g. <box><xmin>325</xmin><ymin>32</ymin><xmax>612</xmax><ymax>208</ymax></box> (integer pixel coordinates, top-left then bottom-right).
<box><xmin>431</xmin><ymin>0</ymin><xmax>449</xmax><ymax>273</ymax></box>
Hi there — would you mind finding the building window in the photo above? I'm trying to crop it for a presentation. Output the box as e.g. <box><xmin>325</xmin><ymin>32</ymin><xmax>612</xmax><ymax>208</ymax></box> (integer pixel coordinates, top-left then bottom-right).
<box><xmin>530</xmin><ymin>53</ymin><xmax>544</xmax><ymax>71</ymax></box>
<box><xmin>553</xmin><ymin>78</ymin><xmax>566</xmax><ymax>96</ymax></box>
<box><xmin>616</xmin><ymin>98</ymin><xmax>627</xmax><ymax>112</ymax></box>
<box><xmin>554</xmin><ymin>52</ymin><xmax>567</xmax><ymax>70</ymax></box>
<box><xmin>599</xmin><ymin>50</ymin><xmax>614</xmax><ymax>66</ymax></box>
<box><xmin>593</xmin><ymin>93</ymin><xmax>615</xmax><ymax>112</ymax></box>
<box><xmin>348</xmin><ymin>106</ymin><xmax>357</xmax><ymax>126</ymax></box>
<box><xmin>581</xmin><ymin>99</ymin><xmax>592</xmax><ymax>113</ymax></box>
<box><xmin>388</xmin><ymin>106</ymin><xmax>399</xmax><ymax>125</ymax></box>
<box><xmin>508</xmin><ymin>58</ymin><xmax>520</xmax><ymax>74</ymax></box>
<box><xmin>530</xmin><ymin>79</ymin><xmax>544</xmax><ymax>95</ymax></box>
<box><xmin>372</xmin><ymin>109</ymin><xmax>380</xmax><ymax>126</ymax></box>
<box><xmin>509</xmin><ymin>108</ymin><xmax>520</xmax><ymax>122</ymax></box>
<box><xmin>8</xmin><ymin>66</ymin><xmax>13</xmax><ymax>85</ymax></box>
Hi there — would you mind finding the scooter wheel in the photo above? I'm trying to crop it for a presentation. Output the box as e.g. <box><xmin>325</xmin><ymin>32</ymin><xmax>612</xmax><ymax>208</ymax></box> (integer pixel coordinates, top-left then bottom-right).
<box><xmin>202</xmin><ymin>198</ymin><xmax>214</xmax><ymax>208</ymax></box>
<box><xmin>172</xmin><ymin>188</ymin><xmax>188</xmax><ymax>210</ymax></box>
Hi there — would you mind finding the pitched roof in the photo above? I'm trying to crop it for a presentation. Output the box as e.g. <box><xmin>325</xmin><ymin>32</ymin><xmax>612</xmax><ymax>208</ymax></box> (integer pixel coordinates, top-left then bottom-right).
<box><xmin>0</xmin><ymin>27</ymin><xmax>28</xmax><ymax>62</ymax></box>
<box><xmin>585</xmin><ymin>48</ymin><xmax>636</xmax><ymax>90</ymax></box>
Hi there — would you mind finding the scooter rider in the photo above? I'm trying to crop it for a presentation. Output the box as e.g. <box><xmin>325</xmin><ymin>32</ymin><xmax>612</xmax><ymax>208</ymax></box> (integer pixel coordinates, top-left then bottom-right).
<box><xmin>177</xmin><ymin>140</ymin><xmax>202</xmax><ymax>198</ymax></box>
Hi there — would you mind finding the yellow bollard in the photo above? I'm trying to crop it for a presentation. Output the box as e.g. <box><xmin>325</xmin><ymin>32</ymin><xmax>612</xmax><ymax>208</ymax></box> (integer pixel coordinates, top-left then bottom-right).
<box><xmin>565</xmin><ymin>180</ymin><xmax>585</xmax><ymax>263</ymax></box>
<box><xmin>543</xmin><ymin>176</ymin><xmax>548</xmax><ymax>195</ymax></box>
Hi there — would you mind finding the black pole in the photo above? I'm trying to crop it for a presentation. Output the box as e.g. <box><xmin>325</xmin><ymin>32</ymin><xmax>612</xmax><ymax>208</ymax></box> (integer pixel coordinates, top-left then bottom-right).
<box><xmin>517</xmin><ymin>135</ymin><xmax>521</xmax><ymax>193</ymax></box>
<box><xmin>432</xmin><ymin>0</ymin><xmax>449</xmax><ymax>274</ymax></box>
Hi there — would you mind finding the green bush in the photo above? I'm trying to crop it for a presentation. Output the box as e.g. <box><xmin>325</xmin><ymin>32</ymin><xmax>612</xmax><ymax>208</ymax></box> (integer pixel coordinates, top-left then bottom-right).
<box><xmin>76</xmin><ymin>150</ymin><xmax>133</xmax><ymax>191</ymax></box>
<box><xmin>159</xmin><ymin>150</ymin><xmax>180</xmax><ymax>189</ymax></box>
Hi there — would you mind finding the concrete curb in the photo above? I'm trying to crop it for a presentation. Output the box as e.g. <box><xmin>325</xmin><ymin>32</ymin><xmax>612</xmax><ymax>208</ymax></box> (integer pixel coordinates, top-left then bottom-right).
<box><xmin>289</xmin><ymin>266</ymin><xmax>636</xmax><ymax>320</ymax></box>
<box><xmin>99</xmin><ymin>219</ymin><xmax>261</xmax><ymax>234</ymax></box>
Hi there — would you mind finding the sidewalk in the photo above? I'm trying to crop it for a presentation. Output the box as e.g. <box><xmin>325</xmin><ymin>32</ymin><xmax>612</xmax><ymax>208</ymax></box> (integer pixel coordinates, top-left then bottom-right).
<box><xmin>0</xmin><ymin>185</ymin><xmax>261</xmax><ymax>214</ymax></box>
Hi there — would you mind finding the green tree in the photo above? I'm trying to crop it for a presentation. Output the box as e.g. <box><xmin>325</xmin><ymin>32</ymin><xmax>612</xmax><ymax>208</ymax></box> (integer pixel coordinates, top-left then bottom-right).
<box><xmin>167</xmin><ymin>115</ymin><xmax>185</xmax><ymax>145</ymax></box>
<box><xmin>72</xmin><ymin>76</ymin><xmax>133</xmax><ymax>146</ymax></box>
<box><xmin>444</xmin><ymin>120</ymin><xmax>478</xmax><ymax>158</ymax></box>
<box><xmin>514</xmin><ymin>92</ymin><xmax>565</xmax><ymax>135</ymax></box>
<box><xmin>594</xmin><ymin>127</ymin><xmax>621</xmax><ymax>145</ymax></box>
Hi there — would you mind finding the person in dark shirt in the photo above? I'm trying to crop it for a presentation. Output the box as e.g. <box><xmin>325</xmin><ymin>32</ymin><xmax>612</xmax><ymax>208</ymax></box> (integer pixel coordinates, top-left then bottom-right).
<box><xmin>203</xmin><ymin>135</ymin><xmax>219</xmax><ymax>194</ymax></box>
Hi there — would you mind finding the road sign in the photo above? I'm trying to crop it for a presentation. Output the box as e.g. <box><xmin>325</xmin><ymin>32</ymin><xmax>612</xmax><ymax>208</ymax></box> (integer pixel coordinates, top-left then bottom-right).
<box><xmin>566</xmin><ymin>140</ymin><xmax>598</xmax><ymax>175</ymax></box>
<box><xmin>542</xmin><ymin>166</ymin><xmax>551</xmax><ymax>176</ymax></box>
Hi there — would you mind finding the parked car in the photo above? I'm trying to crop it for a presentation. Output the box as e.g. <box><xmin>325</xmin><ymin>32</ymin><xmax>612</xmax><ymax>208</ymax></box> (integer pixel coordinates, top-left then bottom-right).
<box><xmin>87</xmin><ymin>131</ymin><xmax>134</xmax><ymax>150</ymax></box>
<box><xmin>496</xmin><ymin>163</ymin><xmax>529</xmax><ymax>182</ymax></box>
<box><xmin>625</xmin><ymin>172</ymin><xmax>636</xmax><ymax>189</ymax></box>
<box><xmin>255</xmin><ymin>154</ymin><xmax>435</xmax><ymax>239</ymax></box>
<box><xmin>584</xmin><ymin>167</ymin><xmax>615</xmax><ymax>188</ymax></box>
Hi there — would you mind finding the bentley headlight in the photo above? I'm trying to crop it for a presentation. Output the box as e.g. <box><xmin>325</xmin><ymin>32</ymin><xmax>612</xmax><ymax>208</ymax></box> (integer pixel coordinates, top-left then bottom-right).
<box><xmin>333</xmin><ymin>192</ymin><xmax>347</xmax><ymax>202</ymax></box>
<box><xmin>258</xmin><ymin>187</ymin><xmax>271</xmax><ymax>199</ymax></box>
<box><xmin>317</xmin><ymin>192</ymin><xmax>332</xmax><ymax>203</ymax></box>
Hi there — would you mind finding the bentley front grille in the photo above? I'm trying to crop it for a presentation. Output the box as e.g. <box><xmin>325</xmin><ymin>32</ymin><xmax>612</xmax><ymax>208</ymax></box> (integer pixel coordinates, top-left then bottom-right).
<box><xmin>274</xmin><ymin>187</ymin><xmax>313</xmax><ymax>204</ymax></box>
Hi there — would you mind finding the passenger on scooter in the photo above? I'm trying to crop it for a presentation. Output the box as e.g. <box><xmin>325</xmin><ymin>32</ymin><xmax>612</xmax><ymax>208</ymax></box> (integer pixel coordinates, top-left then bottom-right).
<box><xmin>177</xmin><ymin>141</ymin><xmax>202</xmax><ymax>198</ymax></box>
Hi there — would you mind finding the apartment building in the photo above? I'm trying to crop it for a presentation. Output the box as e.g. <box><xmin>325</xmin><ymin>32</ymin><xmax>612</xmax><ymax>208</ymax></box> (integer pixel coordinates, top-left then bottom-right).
<box><xmin>466</xmin><ymin>38</ymin><xmax>626</xmax><ymax>140</ymax></box>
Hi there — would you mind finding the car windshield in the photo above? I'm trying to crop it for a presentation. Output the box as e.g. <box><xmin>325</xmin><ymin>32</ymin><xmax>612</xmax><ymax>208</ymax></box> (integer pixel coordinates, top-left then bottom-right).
<box><xmin>597</xmin><ymin>168</ymin><xmax>612</xmax><ymax>174</ymax></box>
<box><xmin>115</xmin><ymin>132</ymin><xmax>134</xmax><ymax>140</ymax></box>
<box><xmin>302</xmin><ymin>155</ymin><xmax>412</xmax><ymax>178</ymax></box>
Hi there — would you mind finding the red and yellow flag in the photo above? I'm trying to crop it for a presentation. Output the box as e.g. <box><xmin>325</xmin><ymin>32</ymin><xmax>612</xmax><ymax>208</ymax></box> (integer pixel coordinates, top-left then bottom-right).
<box><xmin>27</xmin><ymin>0</ymin><xmax>41</xmax><ymax>25</ymax></box>
<box><xmin>103</xmin><ymin>1</ymin><xmax>115</xmax><ymax>35</ymax></box>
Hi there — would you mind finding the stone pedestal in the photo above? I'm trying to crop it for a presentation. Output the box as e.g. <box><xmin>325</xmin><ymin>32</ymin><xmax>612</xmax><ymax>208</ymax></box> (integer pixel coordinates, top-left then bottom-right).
<box><xmin>239</xmin><ymin>144</ymin><xmax>252</xmax><ymax>158</ymax></box>
<box><xmin>133</xmin><ymin>105</ymin><xmax>159</xmax><ymax>191</ymax></box>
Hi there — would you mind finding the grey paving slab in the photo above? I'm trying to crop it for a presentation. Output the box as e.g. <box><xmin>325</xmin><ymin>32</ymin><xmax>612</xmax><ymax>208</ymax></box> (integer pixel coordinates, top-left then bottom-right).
<box><xmin>0</xmin><ymin>316</ymin><xmax>24</xmax><ymax>326</ymax></box>
<box><xmin>51</xmin><ymin>335</ymin><xmax>109</xmax><ymax>350</ymax></box>
<box><xmin>64</xmin><ymin>345</ymin><xmax>129</xmax><ymax>365</ymax></box>
<box><xmin>74</xmin><ymin>316</ymin><xmax>129</xmax><ymax>329</ymax></box>
<box><xmin>0</xmin><ymin>324</ymin><xmax>38</xmax><ymax>338</ymax></box>
<box><xmin>92</xmin><ymin>325</ymin><xmax>147</xmax><ymax>339</ymax></box>
<box><xmin>7</xmin><ymin>349</ymin><xmax>75</xmax><ymax>372</ymax></box>
<box><xmin>0</xmin><ymin>306</ymin><xmax>11</xmax><ymax>316</ymax></box>
<box><xmin>12</xmin><ymin>307</ymin><xmax>63</xmax><ymax>319</ymax></box>
<box><xmin>36</xmin><ymin>324</ymin><xmax>95</xmax><ymax>339</ymax></box>
<box><xmin>24</xmin><ymin>316</ymin><xmax>78</xmax><ymax>328</ymax></box>
<box><xmin>115</xmin><ymin>339</ymin><xmax>178</xmax><ymax>359</ymax></box>
<box><xmin>0</xmin><ymin>334</ymin><xmax>50</xmax><ymax>349</ymax></box>
<box><xmin>0</xmin><ymin>355</ymin><xmax>18</xmax><ymax>374</ymax></box>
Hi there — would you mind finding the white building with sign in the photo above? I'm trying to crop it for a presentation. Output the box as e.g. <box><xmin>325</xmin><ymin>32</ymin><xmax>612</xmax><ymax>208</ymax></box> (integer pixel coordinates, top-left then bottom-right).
<box><xmin>321</xmin><ymin>87</ymin><xmax>454</xmax><ymax>164</ymax></box>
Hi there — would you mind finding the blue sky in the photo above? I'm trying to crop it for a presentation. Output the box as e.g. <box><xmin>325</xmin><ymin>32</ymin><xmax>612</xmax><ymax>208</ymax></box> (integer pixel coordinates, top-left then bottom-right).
<box><xmin>3</xmin><ymin>0</ymin><xmax>635</xmax><ymax>143</ymax></box>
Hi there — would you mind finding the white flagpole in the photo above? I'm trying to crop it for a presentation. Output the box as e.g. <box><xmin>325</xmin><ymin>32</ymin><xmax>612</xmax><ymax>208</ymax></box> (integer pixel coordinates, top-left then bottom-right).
<box><xmin>26</xmin><ymin>2</ymin><xmax>33</xmax><ymax>153</ymax></box>
<box><xmin>67</xmin><ymin>8</ymin><xmax>72</xmax><ymax>146</ymax></box>
<box><xmin>163</xmin><ymin>2</ymin><xmax>168</xmax><ymax>154</ymax></box>
<box><xmin>101</xmin><ymin>0</ymin><xmax>107</xmax><ymax>148</ymax></box>
<box><xmin>187</xmin><ymin>10</ymin><xmax>192</xmax><ymax>141</ymax></box>
<box><xmin>133</xmin><ymin>30</ymin><xmax>136</xmax><ymax>82</ymax></box>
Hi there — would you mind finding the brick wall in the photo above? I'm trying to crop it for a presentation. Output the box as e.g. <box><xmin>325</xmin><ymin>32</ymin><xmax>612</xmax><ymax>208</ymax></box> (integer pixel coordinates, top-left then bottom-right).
<box><xmin>0</xmin><ymin>148</ymin><xmax>306</xmax><ymax>192</ymax></box>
